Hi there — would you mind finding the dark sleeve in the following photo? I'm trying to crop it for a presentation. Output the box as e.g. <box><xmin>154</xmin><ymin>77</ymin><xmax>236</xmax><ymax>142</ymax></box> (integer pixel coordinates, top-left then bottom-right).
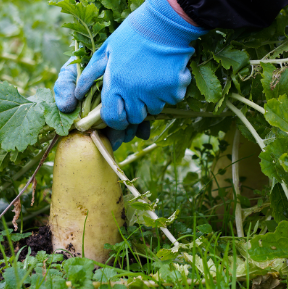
<box><xmin>177</xmin><ymin>0</ymin><xmax>288</xmax><ymax>29</ymax></box>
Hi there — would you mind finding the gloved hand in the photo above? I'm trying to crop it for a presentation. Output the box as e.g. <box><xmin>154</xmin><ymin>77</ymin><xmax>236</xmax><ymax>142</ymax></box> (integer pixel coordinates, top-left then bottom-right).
<box><xmin>103</xmin><ymin>121</ymin><xmax>150</xmax><ymax>151</ymax></box>
<box><xmin>54</xmin><ymin>0</ymin><xmax>207</xmax><ymax>150</ymax></box>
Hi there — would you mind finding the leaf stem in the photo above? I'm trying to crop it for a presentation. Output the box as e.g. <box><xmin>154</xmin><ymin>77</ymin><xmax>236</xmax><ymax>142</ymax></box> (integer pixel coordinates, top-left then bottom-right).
<box><xmin>230</xmin><ymin>93</ymin><xmax>265</xmax><ymax>114</ymax></box>
<box><xmin>76</xmin><ymin>107</ymin><xmax>232</xmax><ymax>132</ymax></box>
<box><xmin>90</xmin><ymin>131</ymin><xmax>179</xmax><ymax>246</ymax></box>
<box><xmin>226</xmin><ymin>101</ymin><xmax>265</xmax><ymax>150</ymax></box>
<box><xmin>281</xmin><ymin>181</ymin><xmax>288</xmax><ymax>200</ymax></box>
<box><xmin>91</xmin><ymin>93</ymin><xmax>101</xmax><ymax>110</ymax></box>
<box><xmin>0</xmin><ymin>135</ymin><xmax>59</xmax><ymax>219</ymax></box>
<box><xmin>0</xmin><ymin>145</ymin><xmax>49</xmax><ymax>192</ymax></box>
<box><xmin>81</xmin><ymin>84</ymin><xmax>100</xmax><ymax>118</ymax></box>
<box><xmin>119</xmin><ymin>144</ymin><xmax>158</xmax><ymax>168</ymax></box>
<box><xmin>161</xmin><ymin>108</ymin><xmax>232</xmax><ymax>118</ymax></box>
<box><xmin>232</xmin><ymin>129</ymin><xmax>244</xmax><ymax>238</ymax></box>
<box><xmin>75</xmin><ymin>104</ymin><xmax>102</xmax><ymax>131</ymax></box>
<box><xmin>82</xmin><ymin>22</ymin><xmax>95</xmax><ymax>53</ymax></box>
<box><xmin>75</xmin><ymin>40</ymin><xmax>81</xmax><ymax>82</ymax></box>
<box><xmin>250</xmin><ymin>58</ymin><xmax>288</xmax><ymax>65</ymax></box>
<box><xmin>227</xmin><ymin>101</ymin><xmax>288</xmax><ymax>201</ymax></box>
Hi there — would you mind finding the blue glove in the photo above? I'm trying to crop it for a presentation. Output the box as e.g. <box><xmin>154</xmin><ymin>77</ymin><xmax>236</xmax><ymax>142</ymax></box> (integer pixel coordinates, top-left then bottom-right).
<box><xmin>54</xmin><ymin>0</ymin><xmax>207</xmax><ymax>150</ymax></box>
<box><xmin>104</xmin><ymin>121</ymin><xmax>151</xmax><ymax>151</ymax></box>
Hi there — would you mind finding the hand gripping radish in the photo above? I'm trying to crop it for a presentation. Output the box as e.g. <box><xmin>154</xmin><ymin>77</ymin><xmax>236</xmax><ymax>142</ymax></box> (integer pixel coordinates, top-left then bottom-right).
<box><xmin>54</xmin><ymin>0</ymin><xmax>207</xmax><ymax>149</ymax></box>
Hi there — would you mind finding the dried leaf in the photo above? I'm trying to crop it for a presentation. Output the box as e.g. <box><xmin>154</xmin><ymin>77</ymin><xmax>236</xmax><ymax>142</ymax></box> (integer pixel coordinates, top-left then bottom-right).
<box><xmin>12</xmin><ymin>198</ymin><xmax>21</xmax><ymax>231</ymax></box>
<box><xmin>252</xmin><ymin>274</ymin><xmax>284</xmax><ymax>289</ymax></box>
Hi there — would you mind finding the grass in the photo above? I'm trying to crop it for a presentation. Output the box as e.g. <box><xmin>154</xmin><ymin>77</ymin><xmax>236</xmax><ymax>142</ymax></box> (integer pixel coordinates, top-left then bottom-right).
<box><xmin>0</xmin><ymin>134</ymin><xmax>285</xmax><ymax>288</ymax></box>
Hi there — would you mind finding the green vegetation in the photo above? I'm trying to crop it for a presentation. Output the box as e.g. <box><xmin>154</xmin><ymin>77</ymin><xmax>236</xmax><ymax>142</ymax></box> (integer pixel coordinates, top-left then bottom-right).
<box><xmin>1</xmin><ymin>0</ymin><xmax>288</xmax><ymax>288</ymax></box>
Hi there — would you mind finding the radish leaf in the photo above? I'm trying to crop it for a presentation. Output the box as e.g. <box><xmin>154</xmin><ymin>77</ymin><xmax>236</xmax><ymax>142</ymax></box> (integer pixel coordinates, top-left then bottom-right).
<box><xmin>0</xmin><ymin>82</ymin><xmax>45</xmax><ymax>152</ymax></box>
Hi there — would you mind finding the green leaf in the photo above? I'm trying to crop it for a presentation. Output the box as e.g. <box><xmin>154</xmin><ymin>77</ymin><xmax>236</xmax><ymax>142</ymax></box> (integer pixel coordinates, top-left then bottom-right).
<box><xmin>0</xmin><ymin>149</ymin><xmax>9</xmax><ymax>170</ymax></box>
<box><xmin>63</xmin><ymin>257</ymin><xmax>94</xmax><ymax>280</ymax></box>
<box><xmin>265</xmin><ymin>94</ymin><xmax>288</xmax><ymax>132</ymax></box>
<box><xmin>44</xmin><ymin>276</ymin><xmax>67</xmax><ymax>289</ymax></box>
<box><xmin>156</xmin><ymin>249</ymin><xmax>178</xmax><ymax>261</ymax></box>
<box><xmin>249</xmin><ymin>221</ymin><xmax>288</xmax><ymax>261</ymax></box>
<box><xmin>34</xmin><ymin>88</ymin><xmax>79</xmax><ymax>136</ymax></box>
<box><xmin>259</xmin><ymin>137</ymin><xmax>288</xmax><ymax>184</ymax></box>
<box><xmin>236</xmin><ymin>113</ymin><xmax>270</xmax><ymax>144</ymax></box>
<box><xmin>130</xmin><ymin>201</ymin><xmax>154</xmax><ymax>211</ymax></box>
<box><xmin>101</xmin><ymin>0</ymin><xmax>120</xmax><ymax>10</ymax></box>
<box><xmin>3</xmin><ymin>267</ymin><xmax>30</xmax><ymax>289</ymax></box>
<box><xmin>190</xmin><ymin>61</ymin><xmax>222</xmax><ymax>103</ymax></box>
<box><xmin>270</xmin><ymin>39</ymin><xmax>288</xmax><ymax>58</ymax></box>
<box><xmin>10</xmin><ymin>232</ymin><xmax>32</xmax><ymax>242</ymax></box>
<box><xmin>0</xmin><ymin>82</ymin><xmax>45</xmax><ymax>152</ymax></box>
<box><xmin>128</xmin><ymin>0</ymin><xmax>145</xmax><ymax>11</ymax></box>
<box><xmin>93</xmin><ymin>21</ymin><xmax>110</xmax><ymax>35</ymax></box>
<box><xmin>44</xmin><ymin>102</ymin><xmax>79</xmax><ymax>136</ymax></box>
<box><xmin>10</xmin><ymin>150</ymin><xmax>18</xmax><ymax>163</ymax></box>
<box><xmin>143</xmin><ymin>215</ymin><xmax>168</xmax><ymax>228</ymax></box>
<box><xmin>215</xmin><ymin>79</ymin><xmax>231</xmax><ymax>114</ymax></box>
<box><xmin>143</xmin><ymin>210</ymin><xmax>179</xmax><ymax>228</ymax></box>
<box><xmin>49</xmin><ymin>0</ymin><xmax>99</xmax><ymax>25</ymax></box>
<box><xmin>183</xmin><ymin>172</ymin><xmax>198</xmax><ymax>185</ymax></box>
<box><xmin>62</xmin><ymin>22</ymin><xmax>90</xmax><ymax>37</ymax></box>
<box><xmin>36</xmin><ymin>250</ymin><xmax>48</xmax><ymax>262</ymax></box>
<box><xmin>153</xmin><ymin>261</ymin><xmax>182</xmax><ymax>282</ymax></box>
<box><xmin>231</xmin><ymin>73</ymin><xmax>241</xmax><ymax>94</ymax></box>
<box><xmin>261</xmin><ymin>63</ymin><xmax>278</xmax><ymax>100</ymax></box>
<box><xmin>213</xmin><ymin>45</ymin><xmax>249</xmax><ymax>73</ymax></box>
<box><xmin>279</xmin><ymin>153</ymin><xmax>288</xmax><ymax>172</ymax></box>
<box><xmin>261</xmin><ymin>64</ymin><xmax>288</xmax><ymax>101</ymax></box>
<box><xmin>197</xmin><ymin>224</ymin><xmax>212</xmax><ymax>234</ymax></box>
<box><xmin>93</xmin><ymin>268</ymin><xmax>118</xmax><ymax>282</ymax></box>
<box><xmin>113</xmin><ymin>285</ymin><xmax>128</xmax><ymax>289</ymax></box>
<box><xmin>1</xmin><ymin>229</ymin><xmax>13</xmax><ymax>236</ymax></box>
<box><xmin>270</xmin><ymin>183</ymin><xmax>288</xmax><ymax>223</ymax></box>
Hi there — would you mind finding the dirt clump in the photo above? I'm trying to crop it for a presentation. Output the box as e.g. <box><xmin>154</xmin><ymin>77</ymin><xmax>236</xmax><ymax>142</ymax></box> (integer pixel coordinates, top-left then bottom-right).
<box><xmin>27</xmin><ymin>226</ymin><xmax>52</xmax><ymax>256</ymax></box>
<box><xmin>17</xmin><ymin>226</ymin><xmax>52</xmax><ymax>261</ymax></box>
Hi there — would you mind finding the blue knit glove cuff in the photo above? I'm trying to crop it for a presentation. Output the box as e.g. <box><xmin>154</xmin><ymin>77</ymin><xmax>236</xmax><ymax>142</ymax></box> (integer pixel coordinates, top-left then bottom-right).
<box><xmin>128</xmin><ymin>0</ymin><xmax>208</xmax><ymax>47</ymax></box>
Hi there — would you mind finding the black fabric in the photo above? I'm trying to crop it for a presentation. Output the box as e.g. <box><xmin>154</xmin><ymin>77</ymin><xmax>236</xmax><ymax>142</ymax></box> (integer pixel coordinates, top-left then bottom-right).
<box><xmin>177</xmin><ymin>0</ymin><xmax>288</xmax><ymax>30</ymax></box>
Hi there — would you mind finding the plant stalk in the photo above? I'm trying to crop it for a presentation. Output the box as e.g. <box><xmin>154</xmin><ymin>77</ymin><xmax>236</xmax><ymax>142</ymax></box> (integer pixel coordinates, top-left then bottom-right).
<box><xmin>226</xmin><ymin>101</ymin><xmax>265</xmax><ymax>150</ymax></box>
<box><xmin>250</xmin><ymin>58</ymin><xmax>288</xmax><ymax>65</ymax></box>
<box><xmin>0</xmin><ymin>135</ymin><xmax>59</xmax><ymax>220</ymax></box>
<box><xmin>230</xmin><ymin>93</ymin><xmax>265</xmax><ymax>114</ymax></box>
<box><xmin>75</xmin><ymin>104</ymin><xmax>102</xmax><ymax>131</ymax></box>
<box><xmin>81</xmin><ymin>85</ymin><xmax>100</xmax><ymax>118</ymax></box>
<box><xmin>75</xmin><ymin>40</ymin><xmax>81</xmax><ymax>83</ymax></box>
<box><xmin>232</xmin><ymin>129</ymin><xmax>244</xmax><ymax>238</ymax></box>
<box><xmin>227</xmin><ymin>100</ymin><xmax>288</xmax><ymax>200</ymax></box>
<box><xmin>119</xmin><ymin>144</ymin><xmax>158</xmax><ymax>168</ymax></box>
<box><xmin>0</xmin><ymin>145</ymin><xmax>49</xmax><ymax>192</ymax></box>
<box><xmin>90</xmin><ymin>130</ymin><xmax>179</xmax><ymax>246</ymax></box>
<box><xmin>76</xmin><ymin>108</ymin><xmax>232</xmax><ymax>132</ymax></box>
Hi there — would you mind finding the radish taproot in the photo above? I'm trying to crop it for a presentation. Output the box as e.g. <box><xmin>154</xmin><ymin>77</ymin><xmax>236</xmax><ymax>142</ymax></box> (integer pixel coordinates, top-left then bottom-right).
<box><xmin>50</xmin><ymin>131</ymin><xmax>124</xmax><ymax>262</ymax></box>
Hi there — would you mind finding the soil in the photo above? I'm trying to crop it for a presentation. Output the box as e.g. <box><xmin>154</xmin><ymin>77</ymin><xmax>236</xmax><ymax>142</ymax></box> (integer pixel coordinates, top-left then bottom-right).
<box><xmin>25</xmin><ymin>226</ymin><xmax>53</xmax><ymax>257</ymax></box>
<box><xmin>0</xmin><ymin>226</ymin><xmax>53</xmax><ymax>262</ymax></box>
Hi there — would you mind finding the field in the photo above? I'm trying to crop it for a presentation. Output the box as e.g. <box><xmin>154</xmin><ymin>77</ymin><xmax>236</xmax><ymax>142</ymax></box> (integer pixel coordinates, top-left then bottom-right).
<box><xmin>1</xmin><ymin>0</ymin><xmax>288</xmax><ymax>288</ymax></box>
